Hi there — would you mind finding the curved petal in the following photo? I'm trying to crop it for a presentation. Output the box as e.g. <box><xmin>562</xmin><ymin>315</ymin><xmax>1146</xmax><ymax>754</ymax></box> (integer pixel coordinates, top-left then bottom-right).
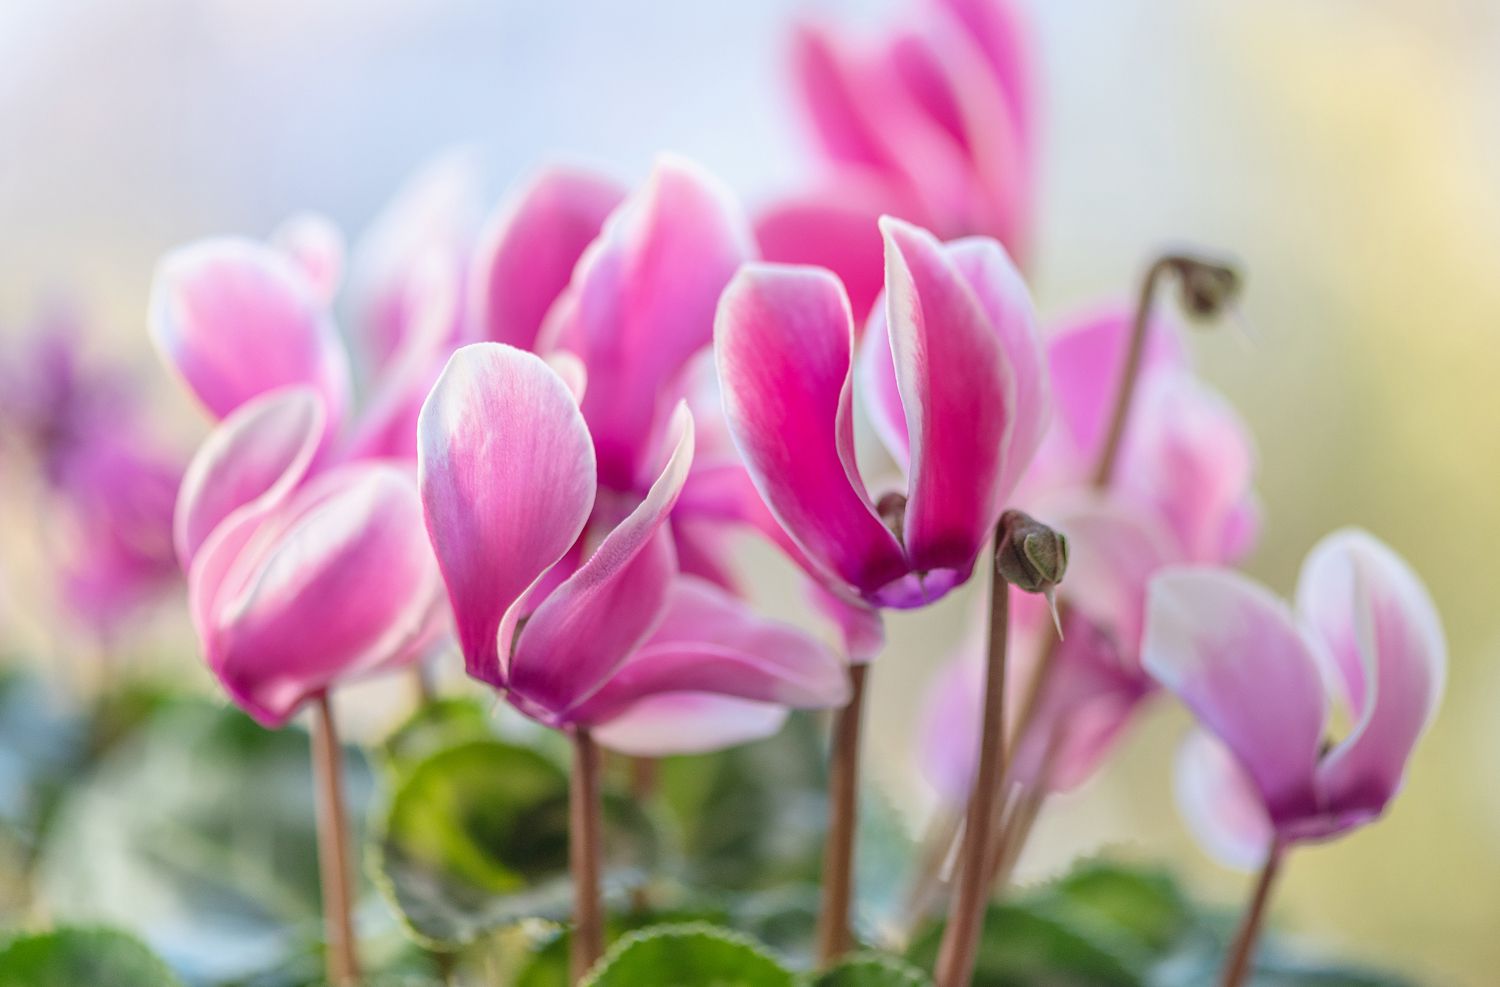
<box><xmin>934</xmin><ymin>0</ymin><xmax>1034</xmax><ymax>148</ymax></box>
<box><xmin>1142</xmin><ymin>567</ymin><xmax>1328</xmax><ymax>824</ymax></box>
<box><xmin>1298</xmin><ymin>530</ymin><xmax>1446</xmax><ymax>821</ymax></box>
<box><xmin>591</xmin><ymin>693</ymin><xmax>789</xmax><ymax>757</ymax></box>
<box><xmin>882</xmin><ymin>217</ymin><xmax>1026</xmax><ymax>574</ymax></box>
<box><xmin>202</xmin><ymin>465</ymin><xmax>441</xmax><ymax>727</ymax></box>
<box><xmin>714</xmin><ymin>263</ymin><xmax>907</xmax><ymax>597</ymax></box>
<box><xmin>149</xmin><ymin>239</ymin><xmax>351</xmax><ymax>423</ymax></box>
<box><xmin>417</xmin><ymin>343</ymin><xmax>597</xmax><ymax>684</ymax></box>
<box><xmin>546</xmin><ymin>156</ymin><xmax>754</xmax><ymax>490</ymax></box>
<box><xmin>270</xmin><ymin>212</ymin><xmax>345</xmax><ymax>304</ymax></box>
<box><xmin>1174</xmin><ymin>728</ymin><xmax>1275</xmax><ymax>872</ymax></box>
<box><xmin>174</xmin><ymin>387</ymin><xmax>325</xmax><ymax>567</ymax></box>
<box><xmin>507</xmin><ymin>406</ymin><xmax>695</xmax><ymax>720</ymax></box>
<box><xmin>469</xmin><ymin>165</ymin><xmax>625</xmax><ymax>351</ymax></box>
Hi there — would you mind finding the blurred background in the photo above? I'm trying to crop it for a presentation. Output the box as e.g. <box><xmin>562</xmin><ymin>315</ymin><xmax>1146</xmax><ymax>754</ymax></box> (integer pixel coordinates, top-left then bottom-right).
<box><xmin>2</xmin><ymin>0</ymin><xmax>1498</xmax><ymax>982</ymax></box>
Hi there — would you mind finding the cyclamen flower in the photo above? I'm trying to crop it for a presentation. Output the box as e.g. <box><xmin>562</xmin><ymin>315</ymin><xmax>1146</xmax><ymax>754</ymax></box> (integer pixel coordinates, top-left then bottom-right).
<box><xmin>1144</xmin><ymin>530</ymin><xmax>1446</xmax><ymax>869</ymax></box>
<box><xmin>759</xmin><ymin>0</ymin><xmax>1035</xmax><ymax>316</ymax></box>
<box><xmin>418</xmin><ymin>343</ymin><xmax>849</xmax><ymax>754</ymax></box>
<box><xmin>716</xmin><ymin>217</ymin><xmax>1048</xmax><ymax>613</ymax></box>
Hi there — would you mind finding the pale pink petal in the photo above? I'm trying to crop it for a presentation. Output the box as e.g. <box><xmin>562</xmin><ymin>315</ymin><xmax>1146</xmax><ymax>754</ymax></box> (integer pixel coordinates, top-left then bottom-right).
<box><xmin>808</xmin><ymin>582</ymin><xmax>886</xmax><ymax>663</ymax></box>
<box><xmin>591</xmin><ymin>693</ymin><xmax>789</xmax><ymax>757</ymax></box>
<box><xmin>174</xmin><ymin>387</ymin><xmax>325</xmax><ymax>567</ymax></box>
<box><xmin>1142</xmin><ymin>567</ymin><xmax>1328</xmax><ymax>824</ymax></box>
<box><xmin>271</xmin><ymin>213</ymin><xmax>345</xmax><ymax>304</ymax></box>
<box><xmin>916</xmin><ymin>652</ymin><xmax>983</xmax><ymax>807</ymax></box>
<box><xmin>546</xmin><ymin>156</ymin><xmax>754</xmax><ymax>490</ymax></box>
<box><xmin>149</xmin><ymin>239</ymin><xmax>351</xmax><ymax>423</ymax></box>
<box><xmin>1298</xmin><ymin>530</ymin><xmax>1446</xmax><ymax>821</ymax></box>
<box><xmin>714</xmin><ymin>263</ymin><xmax>907</xmax><ymax>597</ymax></box>
<box><xmin>202</xmin><ymin>465</ymin><xmax>440</xmax><ymax>727</ymax></box>
<box><xmin>1174</xmin><ymin>728</ymin><xmax>1275</xmax><ymax>872</ymax></box>
<box><xmin>932</xmin><ymin>0</ymin><xmax>1035</xmax><ymax>153</ymax></box>
<box><xmin>507</xmin><ymin>406</ymin><xmax>694</xmax><ymax>719</ymax></box>
<box><xmin>469</xmin><ymin>165</ymin><xmax>625</xmax><ymax>352</ymax></box>
<box><xmin>417</xmin><ymin>343</ymin><xmax>597</xmax><ymax>684</ymax></box>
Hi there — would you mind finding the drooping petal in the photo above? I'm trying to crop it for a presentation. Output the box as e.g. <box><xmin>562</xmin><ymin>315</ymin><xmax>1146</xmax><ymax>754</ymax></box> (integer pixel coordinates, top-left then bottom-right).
<box><xmin>1142</xmin><ymin>567</ymin><xmax>1328</xmax><ymax>824</ymax></box>
<box><xmin>715</xmin><ymin>263</ymin><xmax>907</xmax><ymax>597</ymax></box>
<box><xmin>417</xmin><ymin>343</ymin><xmax>597</xmax><ymax>684</ymax></box>
<box><xmin>1174</xmin><ymin>728</ymin><xmax>1275</xmax><ymax>872</ymax></box>
<box><xmin>174</xmin><ymin>387</ymin><xmax>325</xmax><ymax>567</ymax></box>
<box><xmin>591</xmin><ymin>693</ymin><xmax>789</xmax><ymax>757</ymax></box>
<box><xmin>882</xmin><ymin>217</ymin><xmax>1027</xmax><ymax>575</ymax></box>
<box><xmin>546</xmin><ymin>156</ymin><xmax>754</xmax><ymax>490</ymax></box>
<box><xmin>202</xmin><ymin>464</ymin><xmax>441</xmax><ymax>727</ymax></box>
<box><xmin>469</xmin><ymin>165</ymin><xmax>625</xmax><ymax>352</ymax></box>
<box><xmin>149</xmin><ymin>239</ymin><xmax>351</xmax><ymax>423</ymax></box>
<box><xmin>507</xmin><ymin>406</ymin><xmax>695</xmax><ymax>720</ymax></box>
<box><xmin>270</xmin><ymin>213</ymin><xmax>346</xmax><ymax>305</ymax></box>
<box><xmin>1298</xmin><ymin>530</ymin><xmax>1446</xmax><ymax>822</ymax></box>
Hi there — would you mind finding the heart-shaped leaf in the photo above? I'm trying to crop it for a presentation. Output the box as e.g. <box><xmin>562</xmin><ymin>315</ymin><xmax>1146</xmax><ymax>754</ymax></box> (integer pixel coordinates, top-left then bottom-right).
<box><xmin>906</xmin><ymin>902</ymin><xmax>1143</xmax><ymax>987</ymax></box>
<box><xmin>581</xmin><ymin>923</ymin><xmax>795</xmax><ymax>987</ymax></box>
<box><xmin>0</xmin><ymin>927</ymin><xmax>184</xmax><ymax>987</ymax></box>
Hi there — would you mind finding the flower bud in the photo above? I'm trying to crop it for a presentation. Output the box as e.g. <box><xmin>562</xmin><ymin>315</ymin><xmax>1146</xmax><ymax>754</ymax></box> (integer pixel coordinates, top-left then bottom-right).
<box><xmin>1166</xmin><ymin>255</ymin><xmax>1241</xmax><ymax>321</ymax></box>
<box><xmin>994</xmin><ymin>509</ymin><xmax>1068</xmax><ymax>593</ymax></box>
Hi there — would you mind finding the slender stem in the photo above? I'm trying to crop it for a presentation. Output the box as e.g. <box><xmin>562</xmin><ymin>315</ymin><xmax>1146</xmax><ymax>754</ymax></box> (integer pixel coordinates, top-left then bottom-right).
<box><xmin>1219</xmin><ymin>841</ymin><xmax>1285</xmax><ymax>987</ymax></box>
<box><xmin>898</xmin><ymin>809</ymin><xmax>961</xmax><ymax>944</ymax></box>
<box><xmin>410</xmin><ymin>660</ymin><xmax>435</xmax><ymax>707</ymax></box>
<box><xmin>1091</xmin><ymin>256</ymin><xmax>1173</xmax><ymax>487</ymax></box>
<box><xmin>816</xmin><ymin>662</ymin><xmax>870</xmax><ymax>966</ymax></box>
<box><xmin>933</xmin><ymin>564</ymin><xmax>1011</xmax><ymax>987</ymax></box>
<box><xmin>627</xmin><ymin>755</ymin><xmax>657</xmax><ymax>912</ymax></box>
<box><xmin>570</xmin><ymin>728</ymin><xmax>605</xmax><ymax>984</ymax></box>
<box><xmin>311</xmin><ymin>692</ymin><xmax>361</xmax><ymax>987</ymax></box>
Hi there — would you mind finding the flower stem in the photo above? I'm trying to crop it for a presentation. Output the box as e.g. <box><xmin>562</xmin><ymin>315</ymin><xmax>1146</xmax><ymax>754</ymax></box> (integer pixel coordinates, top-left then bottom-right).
<box><xmin>1220</xmin><ymin>841</ymin><xmax>1285</xmax><ymax>987</ymax></box>
<box><xmin>628</xmin><ymin>755</ymin><xmax>657</xmax><ymax>912</ymax></box>
<box><xmin>310</xmin><ymin>692</ymin><xmax>360</xmax><ymax>987</ymax></box>
<box><xmin>933</xmin><ymin>558</ymin><xmax>1011</xmax><ymax>987</ymax></box>
<box><xmin>570</xmin><ymin>728</ymin><xmax>605</xmax><ymax>983</ymax></box>
<box><xmin>816</xmin><ymin>662</ymin><xmax>869</xmax><ymax>966</ymax></box>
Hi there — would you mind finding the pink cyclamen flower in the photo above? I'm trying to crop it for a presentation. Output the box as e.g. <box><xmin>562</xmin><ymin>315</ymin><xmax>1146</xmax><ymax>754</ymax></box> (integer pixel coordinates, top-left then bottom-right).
<box><xmin>717</xmin><ymin>216</ymin><xmax>1047</xmax><ymax>612</ymax></box>
<box><xmin>418</xmin><ymin>342</ymin><xmax>850</xmax><ymax>755</ymax></box>
<box><xmin>1143</xmin><ymin>530</ymin><xmax>1445</xmax><ymax>869</ymax></box>
<box><xmin>759</xmin><ymin>0</ymin><xmax>1035</xmax><ymax>316</ymax></box>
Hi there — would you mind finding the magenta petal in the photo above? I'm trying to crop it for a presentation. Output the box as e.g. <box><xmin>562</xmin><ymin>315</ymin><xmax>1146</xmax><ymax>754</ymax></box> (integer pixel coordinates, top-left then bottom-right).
<box><xmin>715</xmin><ymin>263</ymin><xmax>907</xmax><ymax>597</ymax></box>
<box><xmin>507</xmin><ymin>406</ymin><xmax>695</xmax><ymax>719</ymax></box>
<box><xmin>591</xmin><ymin>693</ymin><xmax>789</xmax><ymax>757</ymax></box>
<box><xmin>202</xmin><ymin>464</ymin><xmax>441</xmax><ymax>727</ymax></box>
<box><xmin>935</xmin><ymin>0</ymin><xmax>1034</xmax><ymax>147</ymax></box>
<box><xmin>881</xmin><ymin>217</ymin><xmax>1022</xmax><ymax>575</ymax></box>
<box><xmin>1143</xmin><ymin>567</ymin><xmax>1328</xmax><ymax>824</ymax></box>
<box><xmin>150</xmin><ymin>239</ymin><xmax>351</xmax><ymax>424</ymax></box>
<box><xmin>566</xmin><ymin>576</ymin><xmax>850</xmax><ymax>727</ymax></box>
<box><xmin>174</xmin><ymin>387</ymin><xmax>326</xmax><ymax>567</ymax></box>
<box><xmin>1174</xmin><ymin>728</ymin><xmax>1275</xmax><ymax>872</ymax></box>
<box><xmin>271</xmin><ymin>213</ymin><xmax>346</xmax><ymax>305</ymax></box>
<box><xmin>1298</xmin><ymin>530</ymin><xmax>1446</xmax><ymax>821</ymax></box>
<box><xmin>469</xmin><ymin>165</ymin><xmax>625</xmax><ymax>351</ymax></box>
<box><xmin>417</xmin><ymin>343</ymin><xmax>598</xmax><ymax>684</ymax></box>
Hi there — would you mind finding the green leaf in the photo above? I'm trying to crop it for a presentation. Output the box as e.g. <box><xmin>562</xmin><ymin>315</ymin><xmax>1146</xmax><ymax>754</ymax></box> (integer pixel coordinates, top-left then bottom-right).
<box><xmin>0</xmin><ymin>927</ymin><xmax>184</xmax><ymax>987</ymax></box>
<box><xmin>1038</xmin><ymin>860</ymin><xmax>1193</xmax><ymax>954</ymax></box>
<box><xmin>804</xmin><ymin>953</ymin><xmax>933</xmax><ymax>986</ymax></box>
<box><xmin>581</xmin><ymin>923</ymin><xmax>795</xmax><ymax>987</ymax></box>
<box><xmin>373</xmin><ymin>739</ymin><xmax>661</xmax><ymax>949</ymax></box>
<box><xmin>906</xmin><ymin>902</ymin><xmax>1143</xmax><ymax>987</ymax></box>
<box><xmin>34</xmin><ymin>699</ymin><xmax>371</xmax><ymax>984</ymax></box>
<box><xmin>380</xmin><ymin>697</ymin><xmax>498</xmax><ymax>775</ymax></box>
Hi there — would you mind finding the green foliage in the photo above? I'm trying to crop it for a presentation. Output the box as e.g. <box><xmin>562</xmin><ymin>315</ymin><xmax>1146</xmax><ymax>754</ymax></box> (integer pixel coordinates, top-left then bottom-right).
<box><xmin>907</xmin><ymin>901</ymin><xmax>1142</xmax><ymax>986</ymax></box>
<box><xmin>379</xmin><ymin>697</ymin><xmax>498</xmax><ymax>776</ymax></box>
<box><xmin>580</xmin><ymin>922</ymin><xmax>796</xmax><ymax>987</ymax></box>
<box><xmin>805</xmin><ymin>953</ymin><xmax>933</xmax><ymax>986</ymax></box>
<box><xmin>0</xmin><ymin>927</ymin><xmax>184</xmax><ymax>987</ymax></box>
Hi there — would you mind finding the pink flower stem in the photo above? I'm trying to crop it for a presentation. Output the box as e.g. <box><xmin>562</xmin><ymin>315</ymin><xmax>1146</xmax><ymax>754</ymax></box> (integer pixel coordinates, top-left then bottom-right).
<box><xmin>570</xmin><ymin>727</ymin><xmax>605</xmax><ymax>983</ymax></box>
<box><xmin>816</xmin><ymin>661</ymin><xmax>870</xmax><ymax>966</ymax></box>
<box><xmin>310</xmin><ymin>692</ymin><xmax>361</xmax><ymax>986</ymax></box>
<box><xmin>1220</xmin><ymin>840</ymin><xmax>1286</xmax><ymax>987</ymax></box>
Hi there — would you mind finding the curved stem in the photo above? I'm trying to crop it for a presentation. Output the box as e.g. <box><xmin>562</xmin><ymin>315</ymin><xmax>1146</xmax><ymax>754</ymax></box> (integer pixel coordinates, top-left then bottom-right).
<box><xmin>311</xmin><ymin>692</ymin><xmax>361</xmax><ymax>986</ymax></box>
<box><xmin>933</xmin><ymin>561</ymin><xmax>1010</xmax><ymax>987</ymax></box>
<box><xmin>1091</xmin><ymin>256</ymin><xmax>1173</xmax><ymax>487</ymax></box>
<box><xmin>1220</xmin><ymin>841</ymin><xmax>1285</xmax><ymax>987</ymax></box>
<box><xmin>816</xmin><ymin>662</ymin><xmax>869</xmax><ymax>966</ymax></box>
<box><xmin>570</xmin><ymin>728</ymin><xmax>605</xmax><ymax>983</ymax></box>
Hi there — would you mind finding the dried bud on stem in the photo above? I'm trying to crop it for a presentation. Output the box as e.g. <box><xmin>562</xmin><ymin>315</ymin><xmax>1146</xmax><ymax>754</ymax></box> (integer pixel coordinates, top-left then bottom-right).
<box><xmin>995</xmin><ymin>509</ymin><xmax>1068</xmax><ymax>634</ymax></box>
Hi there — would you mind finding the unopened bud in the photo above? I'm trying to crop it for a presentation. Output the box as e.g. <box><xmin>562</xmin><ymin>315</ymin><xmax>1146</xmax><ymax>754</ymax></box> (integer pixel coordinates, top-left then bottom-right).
<box><xmin>1165</xmin><ymin>255</ymin><xmax>1241</xmax><ymax>321</ymax></box>
<box><xmin>994</xmin><ymin>510</ymin><xmax>1068</xmax><ymax>593</ymax></box>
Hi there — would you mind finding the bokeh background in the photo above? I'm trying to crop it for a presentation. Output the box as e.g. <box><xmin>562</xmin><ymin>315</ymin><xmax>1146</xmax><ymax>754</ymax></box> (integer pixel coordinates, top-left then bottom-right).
<box><xmin>3</xmin><ymin>1</ymin><xmax>1498</xmax><ymax>982</ymax></box>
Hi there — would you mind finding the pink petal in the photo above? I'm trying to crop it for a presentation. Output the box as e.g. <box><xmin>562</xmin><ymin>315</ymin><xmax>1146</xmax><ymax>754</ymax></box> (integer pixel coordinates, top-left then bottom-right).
<box><xmin>808</xmin><ymin>581</ymin><xmax>886</xmax><ymax>663</ymax></box>
<box><xmin>1143</xmin><ymin>568</ymin><xmax>1328</xmax><ymax>825</ymax></box>
<box><xmin>271</xmin><ymin>213</ymin><xmax>346</xmax><ymax>305</ymax></box>
<box><xmin>201</xmin><ymin>464</ymin><xmax>441</xmax><ymax>727</ymax></box>
<box><xmin>881</xmin><ymin>217</ymin><xmax>1028</xmax><ymax>575</ymax></box>
<box><xmin>916</xmin><ymin>651</ymin><xmax>984</xmax><ymax>807</ymax></box>
<box><xmin>1298</xmin><ymin>530</ymin><xmax>1446</xmax><ymax>821</ymax></box>
<box><xmin>545</xmin><ymin>156</ymin><xmax>753</xmax><ymax>491</ymax></box>
<box><xmin>149</xmin><ymin>239</ymin><xmax>351</xmax><ymax>423</ymax></box>
<box><xmin>417</xmin><ymin>343</ymin><xmax>597</xmax><ymax>684</ymax></box>
<box><xmin>714</xmin><ymin>263</ymin><xmax>907</xmax><ymax>598</ymax></box>
<box><xmin>469</xmin><ymin>165</ymin><xmax>625</xmax><ymax>352</ymax></box>
<box><xmin>506</xmin><ymin>406</ymin><xmax>695</xmax><ymax>720</ymax></box>
<box><xmin>591</xmin><ymin>693</ymin><xmax>789</xmax><ymax>757</ymax></box>
<box><xmin>933</xmin><ymin>0</ymin><xmax>1035</xmax><ymax>153</ymax></box>
<box><xmin>1174</xmin><ymin>728</ymin><xmax>1275</xmax><ymax>872</ymax></box>
<box><xmin>174</xmin><ymin>387</ymin><xmax>326</xmax><ymax>568</ymax></box>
